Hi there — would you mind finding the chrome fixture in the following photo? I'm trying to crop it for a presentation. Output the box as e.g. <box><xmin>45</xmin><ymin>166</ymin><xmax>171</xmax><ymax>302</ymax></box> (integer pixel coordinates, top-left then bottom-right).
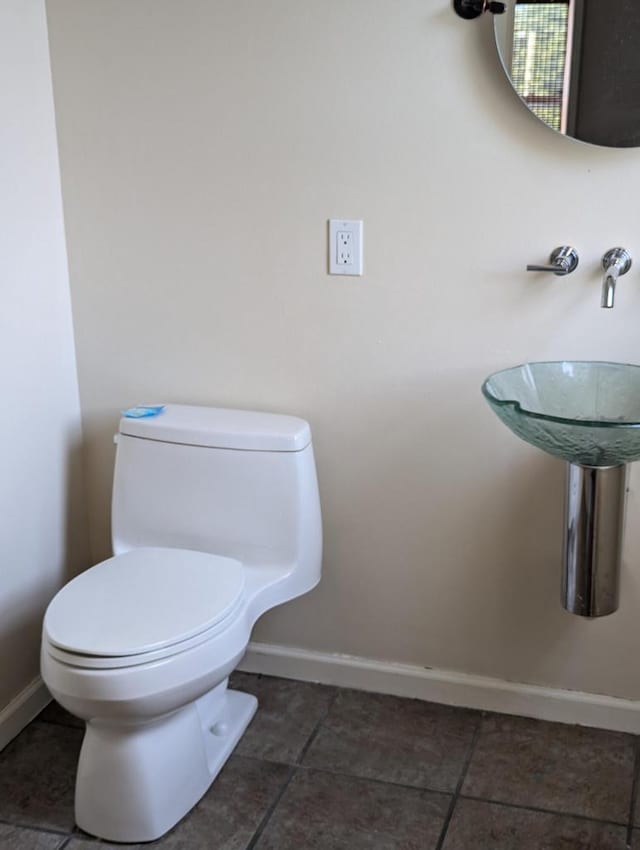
<box><xmin>453</xmin><ymin>0</ymin><xmax>505</xmax><ymax>19</ymax></box>
<box><xmin>526</xmin><ymin>246</ymin><xmax>579</xmax><ymax>276</ymax></box>
<box><xmin>483</xmin><ymin>361</ymin><xmax>640</xmax><ymax>618</ymax></box>
<box><xmin>601</xmin><ymin>248</ymin><xmax>632</xmax><ymax>309</ymax></box>
<box><xmin>563</xmin><ymin>463</ymin><xmax>627</xmax><ymax>617</ymax></box>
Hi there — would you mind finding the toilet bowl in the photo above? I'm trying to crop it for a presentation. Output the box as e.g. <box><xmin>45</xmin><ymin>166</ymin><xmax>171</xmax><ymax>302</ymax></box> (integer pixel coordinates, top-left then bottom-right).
<box><xmin>40</xmin><ymin>405</ymin><xmax>322</xmax><ymax>842</ymax></box>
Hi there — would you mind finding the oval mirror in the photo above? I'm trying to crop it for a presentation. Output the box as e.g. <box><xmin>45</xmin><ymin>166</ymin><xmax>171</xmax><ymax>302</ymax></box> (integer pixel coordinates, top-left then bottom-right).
<box><xmin>494</xmin><ymin>1</ymin><xmax>640</xmax><ymax>148</ymax></box>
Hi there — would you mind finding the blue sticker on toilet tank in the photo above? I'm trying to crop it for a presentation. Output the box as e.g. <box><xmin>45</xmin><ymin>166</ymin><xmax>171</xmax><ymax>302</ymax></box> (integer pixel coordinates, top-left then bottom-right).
<box><xmin>121</xmin><ymin>405</ymin><xmax>166</xmax><ymax>418</ymax></box>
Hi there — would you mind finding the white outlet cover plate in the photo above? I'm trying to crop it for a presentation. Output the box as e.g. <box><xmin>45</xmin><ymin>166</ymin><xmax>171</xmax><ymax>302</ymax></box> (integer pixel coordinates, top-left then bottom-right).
<box><xmin>329</xmin><ymin>219</ymin><xmax>363</xmax><ymax>276</ymax></box>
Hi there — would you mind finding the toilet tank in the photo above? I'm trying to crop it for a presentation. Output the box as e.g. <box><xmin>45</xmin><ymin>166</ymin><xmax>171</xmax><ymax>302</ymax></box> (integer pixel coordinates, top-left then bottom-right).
<box><xmin>111</xmin><ymin>405</ymin><xmax>322</xmax><ymax>575</ymax></box>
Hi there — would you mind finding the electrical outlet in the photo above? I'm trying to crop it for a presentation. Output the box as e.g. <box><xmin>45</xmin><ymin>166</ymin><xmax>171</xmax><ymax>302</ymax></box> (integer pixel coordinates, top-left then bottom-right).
<box><xmin>329</xmin><ymin>219</ymin><xmax>363</xmax><ymax>276</ymax></box>
<box><xmin>337</xmin><ymin>231</ymin><xmax>353</xmax><ymax>265</ymax></box>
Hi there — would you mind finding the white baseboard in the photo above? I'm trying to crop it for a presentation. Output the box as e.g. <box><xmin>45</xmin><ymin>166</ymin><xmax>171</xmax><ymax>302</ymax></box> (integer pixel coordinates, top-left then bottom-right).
<box><xmin>0</xmin><ymin>677</ymin><xmax>51</xmax><ymax>752</ymax></box>
<box><xmin>239</xmin><ymin>642</ymin><xmax>640</xmax><ymax>734</ymax></box>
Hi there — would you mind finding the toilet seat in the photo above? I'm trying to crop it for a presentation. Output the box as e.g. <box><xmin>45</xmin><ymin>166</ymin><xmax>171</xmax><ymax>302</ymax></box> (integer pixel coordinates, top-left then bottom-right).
<box><xmin>44</xmin><ymin>548</ymin><xmax>245</xmax><ymax>666</ymax></box>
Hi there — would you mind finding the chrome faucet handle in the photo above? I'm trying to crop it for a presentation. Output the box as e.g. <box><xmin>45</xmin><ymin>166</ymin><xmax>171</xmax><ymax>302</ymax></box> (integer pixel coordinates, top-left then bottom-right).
<box><xmin>602</xmin><ymin>247</ymin><xmax>632</xmax><ymax>275</ymax></box>
<box><xmin>526</xmin><ymin>246</ymin><xmax>579</xmax><ymax>276</ymax></box>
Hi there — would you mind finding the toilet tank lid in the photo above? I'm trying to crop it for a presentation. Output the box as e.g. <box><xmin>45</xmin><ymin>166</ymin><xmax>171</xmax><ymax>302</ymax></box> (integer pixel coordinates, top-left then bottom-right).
<box><xmin>119</xmin><ymin>404</ymin><xmax>312</xmax><ymax>451</ymax></box>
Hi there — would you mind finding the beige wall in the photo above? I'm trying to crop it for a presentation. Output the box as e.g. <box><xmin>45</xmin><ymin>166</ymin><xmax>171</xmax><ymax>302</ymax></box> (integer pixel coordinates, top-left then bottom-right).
<box><xmin>0</xmin><ymin>1</ymin><xmax>89</xmax><ymax>715</ymax></box>
<box><xmin>46</xmin><ymin>0</ymin><xmax>640</xmax><ymax>700</ymax></box>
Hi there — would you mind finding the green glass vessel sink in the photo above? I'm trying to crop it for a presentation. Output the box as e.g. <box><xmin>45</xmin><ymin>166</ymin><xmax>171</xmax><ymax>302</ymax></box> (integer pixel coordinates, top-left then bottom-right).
<box><xmin>482</xmin><ymin>361</ymin><xmax>640</xmax><ymax>467</ymax></box>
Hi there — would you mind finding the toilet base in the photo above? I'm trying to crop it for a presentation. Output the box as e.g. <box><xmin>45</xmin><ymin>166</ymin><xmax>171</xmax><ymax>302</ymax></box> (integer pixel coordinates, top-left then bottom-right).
<box><xmin>75</xmin><ymin>681</ymin><xmax>258</xmax><ymax>843</ymax></box>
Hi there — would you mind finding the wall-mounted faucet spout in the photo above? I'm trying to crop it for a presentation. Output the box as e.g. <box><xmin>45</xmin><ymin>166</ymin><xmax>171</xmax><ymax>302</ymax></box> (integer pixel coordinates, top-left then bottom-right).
<box><xmin>601</xmin><ymin>248</ymin><xmax>632</xmax><ymax>308</ymax></box>
<box><xmin>602</xmin><ymin>270</ymin><xmax>618</xmax><ymax>309</ymax></box>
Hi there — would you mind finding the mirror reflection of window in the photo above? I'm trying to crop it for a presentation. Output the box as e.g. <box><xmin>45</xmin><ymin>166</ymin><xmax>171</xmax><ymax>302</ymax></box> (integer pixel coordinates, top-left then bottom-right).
<box><xmin>511</xmin><ymin>0</ymin><xmax>571</xmax><ymax>132</ymax></box>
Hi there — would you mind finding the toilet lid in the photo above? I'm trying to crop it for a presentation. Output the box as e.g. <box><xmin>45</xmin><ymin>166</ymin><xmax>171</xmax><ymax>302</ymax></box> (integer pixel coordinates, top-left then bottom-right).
<box><xmin>44</xmin><ymin>548</ymin><xmax>244</xmax><ymax>657</ymax></box>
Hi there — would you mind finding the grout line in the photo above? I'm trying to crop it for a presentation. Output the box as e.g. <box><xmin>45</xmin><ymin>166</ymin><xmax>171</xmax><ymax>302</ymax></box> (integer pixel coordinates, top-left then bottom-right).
<box><xmin>626</xmin><ymin>737</ymin><xmax>640</xmax><ymax>846</ymax></box>
<box><xmin>434</xmin><ymin>712</ymin><xmax>483</xmax><ymax>850</ymax></box>
<box><xmin>245</xmin><ymin>765</ymin><xmax>297</xmax><ymax>850</ymax></box>
<box><xmin>0</xmin><ymin>818</ymin><xmax>73</xmax><ymax>837</ymax></box>
<box><xmin>459</xmin><ymin>793</ymin><xmax>630</xmax><ymax>829</ymax></box>
<box><xmin>239</xmin><ymin>753</ymin><xmax>451</xmax><ymax>797</ymax></box>
<box><xmin>296</xmin><ymin>688</ymin><xmax>339</xmax><ymax>765</ymax></box>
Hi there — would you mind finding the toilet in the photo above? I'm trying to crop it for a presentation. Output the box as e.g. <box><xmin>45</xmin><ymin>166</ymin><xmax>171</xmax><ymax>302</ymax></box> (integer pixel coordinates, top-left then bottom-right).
<box><xmin>40</xmin><ymin>404</ymin><xmax>322</xmax><ymax>843</ymax></box>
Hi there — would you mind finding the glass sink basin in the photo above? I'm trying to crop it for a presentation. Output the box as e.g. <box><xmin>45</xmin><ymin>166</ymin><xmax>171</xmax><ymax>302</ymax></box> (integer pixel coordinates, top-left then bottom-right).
<box><xmin>482</xmin><ymin>361</ymin><xmax>640</xmax><ymax>467</ymax></box>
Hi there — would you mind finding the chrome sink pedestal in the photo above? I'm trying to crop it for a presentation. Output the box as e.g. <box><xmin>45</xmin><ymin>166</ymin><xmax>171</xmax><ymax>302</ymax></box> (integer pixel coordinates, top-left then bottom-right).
<box><xmin>563</xmin><ymin>463</ymin><xmax>627</xmax><ymax>618</ymax></box>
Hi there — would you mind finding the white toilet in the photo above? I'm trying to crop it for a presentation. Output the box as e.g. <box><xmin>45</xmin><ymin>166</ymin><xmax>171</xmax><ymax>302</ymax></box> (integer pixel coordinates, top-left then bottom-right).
<box><xmin>40</xmin><ymin>404</ymin><xmax>322</xmax><ymax>843</ymax></box>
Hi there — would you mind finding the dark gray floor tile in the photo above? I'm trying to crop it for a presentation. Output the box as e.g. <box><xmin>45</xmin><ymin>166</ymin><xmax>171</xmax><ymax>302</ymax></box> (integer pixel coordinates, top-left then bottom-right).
<box><xmin>64</xmin><ymin>755</ymin><xmax>290</xmax><ymax>849</ymax></box>
<box><xmin>254</xmin><ymin>768</ymin><xmax>450</xmax><ymax>850</ymax></box>
<box><xmin>442</xmin><ymin>798</ymin><xmax>628</xmax><ymax>850</ymax></box>
<box><xmin>633</xmin><ymin>775</ymin><xmax>640</xmax><ymax>825</ymax></box>
<box><xmin>229</xmin><ymin>673</ymin><xmax>335</xmax><ymax>763</ymax></box>
<box><xmin>37</xmin><ymin>699</ymin><xmax>84</xmax><ymax>729</ymax></box>
<box><xmin>0</xmin><ymin>722</ymin><xmax>82</xmax><ymax>832</ymax></box>
<box><xmin>0</xmin><ymin>823</ymin><xmax>67</xmax><ymax>849</ymax></box>
<box><xmin>463</xmin><ymin>714</ymin><xmax>634</xmax><ymax>823</ymax></box>
<box><xmin>302</xmin><ymin>689</ymin><xmax>478</xmax><ymax>791</ymax></box>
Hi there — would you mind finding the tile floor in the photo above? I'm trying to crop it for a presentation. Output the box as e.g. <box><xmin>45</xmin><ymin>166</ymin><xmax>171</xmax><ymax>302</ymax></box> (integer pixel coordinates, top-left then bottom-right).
<box><xmin>0</xmin><ymin>672</ymin><xmax>639</xmax><ymax>848</ymax></box>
